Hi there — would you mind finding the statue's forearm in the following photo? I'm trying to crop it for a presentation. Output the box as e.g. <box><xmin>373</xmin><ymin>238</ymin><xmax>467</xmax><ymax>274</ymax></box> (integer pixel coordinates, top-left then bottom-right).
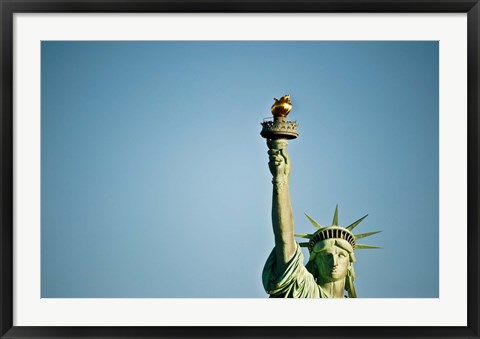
<box><xmin>266</xmin><ymin>139</ymin><xmax>296</xmax><ymax>269</ymax></box>
<box><xmin>271</xmin><ymin>176</ymin><xmax>296</xmax><ymax>268</ymax></box>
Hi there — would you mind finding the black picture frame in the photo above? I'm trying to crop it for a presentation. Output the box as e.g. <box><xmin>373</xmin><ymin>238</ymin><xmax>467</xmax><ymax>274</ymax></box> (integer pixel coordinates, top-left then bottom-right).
<box><xmin>1</xmin><ymin>1</ymin><xmax>479</xmax><ymax>338</ymax></box>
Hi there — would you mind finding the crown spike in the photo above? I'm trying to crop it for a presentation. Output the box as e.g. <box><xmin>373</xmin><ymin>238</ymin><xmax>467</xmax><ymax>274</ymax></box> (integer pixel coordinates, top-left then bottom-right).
<box><xmin>346</xmin><ymin>214</ymin><xmax>368</xmax><ymax>231</ymax></box>
<box><xmin>299</xmin><ymin>242</ymin><xmax>310</xmax><ymax>248</ymax></box>
<box><xmin>354</xmin><ymin>230</ymin><xmax>381</xmax><ymax>240</ymax></box>
<box><xmin>304</xmin><ymin>212</ymin><xmax>324</xmax><ymax>230</ymax></box>
<box><xmin>355</xmin><ymin>244</ymin><xmax>382</xmax><ymax>249</ymax></box>
<box><xmin>332</xmin><ymin>205</ymin><xmax>339</xmax><ymax>226</ymax></box>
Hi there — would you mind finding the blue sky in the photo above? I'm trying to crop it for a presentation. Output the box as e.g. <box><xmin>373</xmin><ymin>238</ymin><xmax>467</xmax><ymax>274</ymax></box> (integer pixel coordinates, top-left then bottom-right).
<box><xmin>41</xmin><ymin>41</ymin><xmax>439</xmax><ymax>298</ymax></box>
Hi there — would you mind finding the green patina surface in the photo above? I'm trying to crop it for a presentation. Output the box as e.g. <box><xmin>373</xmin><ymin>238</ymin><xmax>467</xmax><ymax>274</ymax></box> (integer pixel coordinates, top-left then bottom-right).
<box><xmin>262</xmin><ymin>97</ymin><xmax>380</xmax><ymax>298</ymax></box>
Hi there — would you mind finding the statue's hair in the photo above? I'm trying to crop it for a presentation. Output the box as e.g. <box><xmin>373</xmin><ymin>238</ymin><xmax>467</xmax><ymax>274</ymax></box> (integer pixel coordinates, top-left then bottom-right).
<box><xmin>345</xmin><ymin>265</ymin><xmax>357</xmax><ymax>298</ymax></box>
<box><xmin>305</xmin><ymin>258</ymin><xmax>318</xmax><ymax>278</ymax></box>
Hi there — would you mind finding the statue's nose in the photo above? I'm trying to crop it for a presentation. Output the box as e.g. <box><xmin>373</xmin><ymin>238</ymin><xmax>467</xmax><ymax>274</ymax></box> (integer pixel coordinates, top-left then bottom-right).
<box><xmin>332</xmin><ymin>255</ymin><xmax>338</xmax><ymax>266</ymax></box>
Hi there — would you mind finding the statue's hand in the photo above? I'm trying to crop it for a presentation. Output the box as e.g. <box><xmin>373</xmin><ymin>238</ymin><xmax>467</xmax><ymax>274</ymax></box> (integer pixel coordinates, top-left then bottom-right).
<box><xmin>267</xmin><ymin>139</ymin><xmax>291</xmax><ymax>180</ymax></box>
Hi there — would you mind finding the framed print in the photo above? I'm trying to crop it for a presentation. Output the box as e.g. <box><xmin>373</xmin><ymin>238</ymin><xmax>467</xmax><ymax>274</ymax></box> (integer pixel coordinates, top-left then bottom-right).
<box><xmin>1</xmin><ymin>1</ymin><xmax>479</xmax><ymax>338</ymax></box>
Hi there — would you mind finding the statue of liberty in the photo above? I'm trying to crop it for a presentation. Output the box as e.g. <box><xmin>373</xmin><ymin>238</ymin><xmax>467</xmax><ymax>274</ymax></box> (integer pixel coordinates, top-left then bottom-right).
<box><xmin>260</xmin><ymin>95</ymin><xmax>381</xmax><ymax>298</ymax></box>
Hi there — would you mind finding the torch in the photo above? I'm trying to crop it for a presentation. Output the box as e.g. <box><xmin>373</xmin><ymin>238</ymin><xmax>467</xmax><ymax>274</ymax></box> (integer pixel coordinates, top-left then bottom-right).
<box><xmin>260</xmin><ymin>95</ymin><xmax>298</xmax><ymax>140</ymax></box>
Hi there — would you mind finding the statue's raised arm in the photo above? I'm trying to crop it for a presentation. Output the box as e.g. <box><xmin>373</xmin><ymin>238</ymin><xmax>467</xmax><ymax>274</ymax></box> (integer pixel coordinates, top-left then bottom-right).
<box><xmin>267</xmin><ymin>139</ymin><xmax>296</xmax><ymax>271</ymax></box>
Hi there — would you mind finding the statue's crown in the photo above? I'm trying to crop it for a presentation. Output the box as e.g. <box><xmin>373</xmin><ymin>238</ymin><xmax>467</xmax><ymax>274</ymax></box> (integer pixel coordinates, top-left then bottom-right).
<box><xmin>295</xmin><ymin>205</ymin><xmax>381</xmax><ymax>252</ymax></box>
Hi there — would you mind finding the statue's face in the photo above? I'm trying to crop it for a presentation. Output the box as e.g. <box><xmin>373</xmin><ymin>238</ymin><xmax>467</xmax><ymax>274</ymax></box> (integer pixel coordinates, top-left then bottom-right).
<box><xmin>315</xmin><ymin>245</ymin><xmax>350</xmax><ymax>282</ymax></box>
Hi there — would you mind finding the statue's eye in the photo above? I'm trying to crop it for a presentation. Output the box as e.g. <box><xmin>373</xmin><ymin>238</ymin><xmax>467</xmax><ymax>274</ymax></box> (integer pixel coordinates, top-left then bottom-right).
<box><xmin>339</xmin><ymin>253</ymin><xmax>347</xmax><ymax>258</ymax></box>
